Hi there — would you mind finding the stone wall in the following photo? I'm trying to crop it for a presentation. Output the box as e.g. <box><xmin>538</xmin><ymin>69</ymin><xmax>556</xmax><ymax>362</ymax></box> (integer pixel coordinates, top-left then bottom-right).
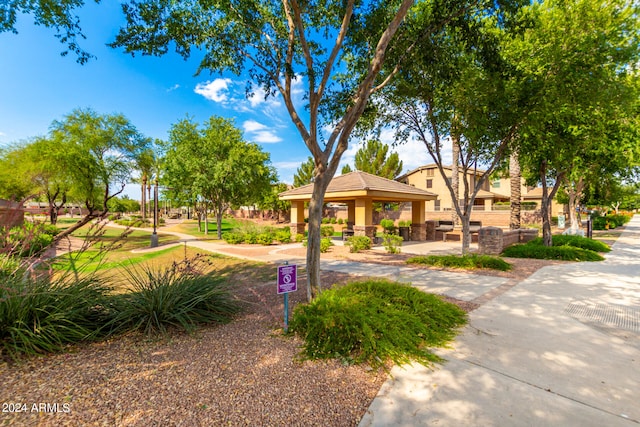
<box><xmin>478</xmin><ymin>227</ymin><xmax>539</xmax><ymax>255</ymax></box>
<box><xmin>0</xmin><ymin>200</ymin><xmax>24</xmax><ymax>229</ymax></box>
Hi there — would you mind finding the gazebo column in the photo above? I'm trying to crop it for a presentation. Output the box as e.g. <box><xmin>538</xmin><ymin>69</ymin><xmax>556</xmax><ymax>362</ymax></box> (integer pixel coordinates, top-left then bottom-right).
<box><xmin>354</xmin><ymin>198</ymin><xmax>376</xmax><ymax>239</ymax></box>
<box><xmin>411</xmin><ymin>201</ymin><xmax>427</xmax><ymax>241</ymax></box>
<box><xmin>346</xmin><ymin>201</ymin><xmax>355</xmax><ymax>229</ymax></box>
<box><xmin>289</xmin><ymin>201</ymin><xmax>306</xmax><ymax>237</ymax></box>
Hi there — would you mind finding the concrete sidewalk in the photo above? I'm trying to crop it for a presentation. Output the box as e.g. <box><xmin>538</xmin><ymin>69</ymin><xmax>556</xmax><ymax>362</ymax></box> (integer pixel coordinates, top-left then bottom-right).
<box><xmin>360</xmin><ymin>216</ymin><xmax>640</xmax><ymax>426</ymax></box>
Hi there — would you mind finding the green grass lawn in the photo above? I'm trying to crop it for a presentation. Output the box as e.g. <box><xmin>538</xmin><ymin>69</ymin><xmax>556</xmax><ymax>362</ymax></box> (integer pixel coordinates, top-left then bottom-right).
<box><xmin>162</xmin><ymin>218</ymin><xmax>241</xmax><ymax>238</ymax></box>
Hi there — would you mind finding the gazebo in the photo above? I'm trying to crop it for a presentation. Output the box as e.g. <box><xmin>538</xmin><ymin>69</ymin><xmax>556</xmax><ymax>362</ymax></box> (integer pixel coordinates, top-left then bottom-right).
<box><xmin>279</xmin><ymin>171</ymin><xmax>437</xmax><ymax>240</ymax></box>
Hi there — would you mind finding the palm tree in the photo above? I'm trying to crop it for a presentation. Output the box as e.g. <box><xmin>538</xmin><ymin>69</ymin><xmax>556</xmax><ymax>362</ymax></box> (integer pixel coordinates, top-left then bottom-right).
<box><xmin>134</xmin><ymin>147</ymin><xmax>155</xmax><ymax>221</ymax></box>
<box><xmin>509</xmin><ymin>150</ymin><xmax>521</xmax><ymax>230</ymax></box>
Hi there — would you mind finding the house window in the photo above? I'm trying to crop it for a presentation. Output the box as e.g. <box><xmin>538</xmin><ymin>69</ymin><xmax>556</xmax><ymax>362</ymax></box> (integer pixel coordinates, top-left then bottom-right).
<box><xmin>434</xmin><ymin>200</ymin><xmax>441</xmax><ymax>211</ymax></box>
<box><xmin>426</xmin><ymin>169</ymin><xmax>435</xmax><ymax>177</ymax></box>
<box><xmin>492</xmin><ymin>180</ymin><xmax>501</xmax><ymax>189</ymax></box>
<box><xmin>426</xmin><ymin>179</ymin><xmax>433</xmax><ymax>189</ymax></box>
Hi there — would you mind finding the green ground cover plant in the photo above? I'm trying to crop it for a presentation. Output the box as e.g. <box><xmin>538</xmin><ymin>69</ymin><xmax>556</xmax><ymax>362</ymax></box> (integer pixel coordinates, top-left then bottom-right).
<box><xmin>527</xmin><ymin>235</ymin><xmax>611</xmax><ymax>252</ymax></box>
<box><xmin>290</xmin><ymin>279</ymin><xmax>467</xmax><ymax>369</ymax></box>
<box><xmin>502</xmin><ymin>244</ymin><xmax>604</xmax><ymax>261</ymax></box>
<box><xmin>382</xmin><ymin>233</ymin><xmax>403</xmax><ymax>254</ymax></box>
<box><xmin>407</xmin><ymin>254</ymin><xmax>512</xmax><ymax>271</ymax></box>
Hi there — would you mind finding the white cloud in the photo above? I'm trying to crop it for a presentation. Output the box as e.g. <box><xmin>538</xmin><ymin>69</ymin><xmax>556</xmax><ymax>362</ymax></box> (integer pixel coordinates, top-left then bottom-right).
<box><xmin>194</xmin><ymin>78</ymin><xmax>232</xmax><ymax>102</ymax></box>
<box><xmin>167</xmin><ymin>84</ymin><xmax>180</xmax><ymax>92</ymax></box>
<box><xmin>242</xmin><ymin>119</ymin><xmax>282</xmax><ymax>144</ymax></box>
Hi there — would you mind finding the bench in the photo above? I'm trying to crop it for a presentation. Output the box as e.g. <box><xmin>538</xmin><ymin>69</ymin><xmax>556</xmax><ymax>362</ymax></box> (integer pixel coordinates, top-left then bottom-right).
<box><xmin>435</xmin><ymin>220</ymin><xmax>454</xmax><ymax>241</ymax></box>
<box><xmin>469</xmin><ymin>220</ymin><xmax>482</xmax><ymax>233</ymax></box>
<box><xmin>342</xmin><ymin>227</ymin><xmax>355</xmax><ymax>240</ymax></box>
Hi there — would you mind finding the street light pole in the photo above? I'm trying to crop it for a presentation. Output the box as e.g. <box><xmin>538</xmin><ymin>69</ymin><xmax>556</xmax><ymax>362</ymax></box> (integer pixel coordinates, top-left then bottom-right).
<box><xmin>150</xmin><ymin>178</ymin><xmax>159</xmax><ymax>248</ymax></box>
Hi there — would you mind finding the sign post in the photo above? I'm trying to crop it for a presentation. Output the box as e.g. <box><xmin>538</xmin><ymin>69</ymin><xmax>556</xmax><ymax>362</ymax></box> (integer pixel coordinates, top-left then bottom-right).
<box><xmin>277</xmin><ymin>262</ymin><xmax>297</xmax><ymax>333</ymax></box>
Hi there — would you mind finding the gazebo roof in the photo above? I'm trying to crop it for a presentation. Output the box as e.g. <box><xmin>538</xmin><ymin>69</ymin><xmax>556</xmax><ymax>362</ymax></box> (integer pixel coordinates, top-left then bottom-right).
<box><xmin>279</xmin><ymin>171</ymin><xmax>437</xmax><ymax>202</ymax></box>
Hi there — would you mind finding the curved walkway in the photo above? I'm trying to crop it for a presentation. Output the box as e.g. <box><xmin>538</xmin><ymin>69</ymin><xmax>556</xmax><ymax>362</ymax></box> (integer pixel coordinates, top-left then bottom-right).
<box><xmin>360</xmin><ymin>215</ymin><xmax>640</xmax><ymax>427</ymax></box>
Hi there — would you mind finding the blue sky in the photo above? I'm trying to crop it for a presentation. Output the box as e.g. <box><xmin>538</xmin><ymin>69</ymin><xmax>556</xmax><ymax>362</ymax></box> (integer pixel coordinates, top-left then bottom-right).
<box><xmin>0</xmin><ymin>3</ymin><xmax>433</xmax><ymax>198</ymax></box>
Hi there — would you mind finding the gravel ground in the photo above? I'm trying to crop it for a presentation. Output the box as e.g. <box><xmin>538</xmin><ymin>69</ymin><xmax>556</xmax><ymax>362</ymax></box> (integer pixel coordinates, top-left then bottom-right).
<box><xmin>0</xmin><ymin>243</ymin><xmax>560</xmax><ymax>427</ymax></box>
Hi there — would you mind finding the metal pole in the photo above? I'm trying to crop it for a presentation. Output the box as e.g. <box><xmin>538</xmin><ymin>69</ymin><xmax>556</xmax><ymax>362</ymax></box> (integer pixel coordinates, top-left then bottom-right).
<box><xmin>150</xmin><ymin>179</ymin><xmax>159</xmax><ymax>247</ymax></box>
<box><xmin>283</xmin><ymin>261</ymin><xmax>289</xmax><ymax>333</ymax></box>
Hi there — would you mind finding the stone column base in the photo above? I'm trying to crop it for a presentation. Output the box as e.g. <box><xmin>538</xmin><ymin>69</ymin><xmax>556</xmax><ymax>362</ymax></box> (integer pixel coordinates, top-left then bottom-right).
<box><xmin>424</xmin><ymin>221</ymin><xmax>436</xmax><ymax>241</ymax></box>
<box><xmin>412</xmin><ymin>223</ymin><xmax>427</xmax><ymax>241</ymax></box>
<box><xmin>354</xmin><ymin>225</ymin><xmax>377</xmax><ymax>240</ymax></box>
<box><xmin>289</xmin><ymin>223</ymin><xmax>305</xmax><ymax>237</ymax></box>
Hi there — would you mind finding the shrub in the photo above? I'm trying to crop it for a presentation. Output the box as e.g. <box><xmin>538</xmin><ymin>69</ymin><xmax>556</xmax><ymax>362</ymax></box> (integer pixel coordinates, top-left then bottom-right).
<box><xmin>275</xmin><ymin>230</ymin><xmax>291</xmax><ymax>244</ymax></box>
<box><xmin>330</xmin><ymin>217</ymin><xmax>337</xmax><ymax>224</ymax></box>
<box><xmin>7</xmin><ymin>223</ymin><xmax>55</xmax><ymax>257</ymax></box>
<box><xmin>295</xmin><ymin>233</ymin><xmax>305</xmax><ymax>243</ymax></box>
<box><xmin>244</xmin><ymin>232</ymin><xmax>258</xmax><ymax>244</ymax></box>
<box><xmin>222</xmin><ymin>232</ymin><xmax>245</xmax><ymax>244</ymax></box>
<box><xmin>290</xmin><ymin>279</ymin><xmax>467</xmax><ymax>368</ymax></box>
<box><xmin>502</xmin><ymin>244</ymin><xmax>604</xmax><ymax>261</ymax></box>
<box><xmin>0</xmin><ymin>272</ymin><xmax>112</xmax><ymax>360</ymax></box>
<box><xmin>345</xmin><ymin>236</ymin><xmax>372</xmax><ymax>253</ymax></box>
<box><xmin>380</xmin><ymin>219</ymin><xmax>396</xmax><ymax>234</ymax></box>
<box><xmin>382</xmin><ymin>233</ymin><xmax>403</xmax><ymax>254</ymax></box>
<box><xmin>407</xmin><ymin>254</ymin><xmax>512</xmax><ymax>271</ymax></box>
<box><xmin>256</xmin><ymin>232</ymin><xmax>274</xmax><ymax>245</ymax></box>
<box><xmin>320</xmin><ymin>225</ymin><xmax>335</xmax><ymax>238</ymax></box>
<box><xmin>320</xmin><ymin>238</ymin><xmax>333</xmax><ymax>253</ymax></box>
<box><xmin>321</xmin><ymin>217</ymin><xmax>330</xmax><ymax>224</ymax></box>
<box><xmin>337</xmin><ymin>218</ymin><xmax>344</xmax><ymax>225</ymax></box>
<box><xmin>0</xmin><ymin>254</ymin><xmax>21</xmax><ymax>279</ymax></box>
<box><xmin>108</xmin><ymin>259</ymin><xmax>240</xmax><ymax>335</ymax></box>
<box><xmin>528</xmin><ymin>235</ymin><xmax>610</xmax><ymax>252</ymax></box>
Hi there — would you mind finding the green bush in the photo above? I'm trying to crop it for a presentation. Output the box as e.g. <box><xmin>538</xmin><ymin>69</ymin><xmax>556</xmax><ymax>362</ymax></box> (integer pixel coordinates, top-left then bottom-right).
<box><xmin>275</xmin><ymin>230</ymin><xmax>292</xmax><ymax>244</ymax></box>
<box><xmin>244</xmin><ymin>232</ymin><xmax>258</xmax><ymax>244</ymax></box>
<box><xmin>382</xmin><ymin>233</ymin><xmax>403</xmax><ymax>254</ymax></box>
<box><xmin>320</xmin><ymin>237</ymin><xmax>333</xmax><ymax>253</ymax></box>
<box><xmin>256</xmin><ymin>232</ymin><xmax>274</xmax><ymax>245</ymax></box>
<box><xmin>290</xmin><ymin>279</ymin><xmax>467</xmax><ymax>368</ymax></box>
<box><xmin>0</xmin><ymin>272</ymin><xmax>112</xmax><ymax>360</ymax></box>
<box><xmin>337</xmin><ymin>218</ymin><xmax>344</xmax><ymax>225</ymax></box>
<box><xmin>295</xmin><ymin>233</ymin><xmax>305</xmax><ymax>243</ymax></box>
<box><xmin>502</xmin><ymin>244</ymin><xmax>604</xmax><ymax>261</ymax></box>
<box><xmin>407</xmin><ymin>254</ymin><xmax>512</xmax><ymax>271</ymax></box>
<box><xmin>320</xmin><ymin>225</ymin><xmax>335</xmax><ymax>238</ymax></box>
<box><xmin>108</xmin><ymin>259</ymin><xmax>240</xmax><ymax>335</ymax></box>
<box><xmin>528</xmin><ymin>235</ymin><xmax>610</xmax><ymax>252</ymax></box>
<box><xmin>222</xmin><ymin>232</ymin><xmax>245</xmax><ymax>244</ymax></box>
<box><xmin>380</xmin><ymin>219</ymin><xmax>396</xmax><ymax>234</ymax></box>
<box><xmin>0</xmin><ymin>254</ymin><xmax>21</xmax><ymax>279</ymax></box>
<box><xmin>321</xmin><ymin>217</ymin><xmax>330</xmax><ymax>224</ymax></box>
<box><xmin>345</xmin><ymin>235</ymin><xmax>372</xmax><ymax>253</ymax></box>
<box><xmin>330</xmin><ymin>217</ymin><xmax>337</xmax><ymax>224</ymax></box>
<box><xmin>7</xmin><ymin>223</ymin><xmax>55</xmax><ymax>257</ymax></box>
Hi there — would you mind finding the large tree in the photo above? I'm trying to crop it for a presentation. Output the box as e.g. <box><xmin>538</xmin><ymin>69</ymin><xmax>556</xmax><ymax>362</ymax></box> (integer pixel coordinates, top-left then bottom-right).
<box><xmin>378</xmin><ymin>3</ymin><xmax>522</xmax><ymax>254</ymax></box>
<box><xmin>1</xmin><ymin>0</ymin><xmax>99</xmax><ymax>63</ymax></box>
<box><xmin>49</xmin><ymin>108</ymin><xmax>149</xmax><ymax>240</ymax></box>
<box><xmin>506</xmin><ymin>0</ymin><xmax>640</xmax><ymax>245</ymax></box>
<box><xmin>164</xmin><ymin>116</ymin><xmax>275</xmax><ymax>239</ymax></box>
<box><xmin>111</xmin><ymin>0</ymin><xmax>419</xmax><ymax>300</ymax></box>
<box><xmin>293</xmin><ymin>157</ymin><xmax>315</xmax><ymax>188</ymax></box>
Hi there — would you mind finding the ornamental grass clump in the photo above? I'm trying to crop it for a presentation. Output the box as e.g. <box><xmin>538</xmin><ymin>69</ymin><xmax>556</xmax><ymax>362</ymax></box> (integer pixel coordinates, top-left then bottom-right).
<box><xmin>0</xmin><ymin>269</ymin><xmax>112</xmax><ymax>361</ymax></box>
<box><xmin>108</xmin><ymin>258</ymin><xmax>240</xmax><ymax>335</ymax></box>
<box><xmin>290</xmin><ymin>279</ymin><xmax>467</xmax><ymax>369</ymax></box>
<box><xmin>407</xmin><ymin>254</ymin><xmax>512</xmax><ymax>271</ymax></box>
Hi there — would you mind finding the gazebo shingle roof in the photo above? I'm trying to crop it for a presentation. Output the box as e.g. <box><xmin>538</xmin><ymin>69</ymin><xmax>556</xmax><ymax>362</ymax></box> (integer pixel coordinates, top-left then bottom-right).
<box><xmin>279</xmin><ymin>171</ymin><xmax>437</xmax><ymax>202</ymax></box>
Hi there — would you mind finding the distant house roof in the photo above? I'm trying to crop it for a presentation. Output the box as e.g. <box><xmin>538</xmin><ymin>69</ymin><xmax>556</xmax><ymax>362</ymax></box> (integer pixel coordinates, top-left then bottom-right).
<box><xmin>279</xmin><ymin>171</ymin><xmax>437</xmax><ymax>202</ymax></box>
<box><xmin>397</xmin><ymin>164</ymin><xmax>487</xmax><ymax>182</ymax></box>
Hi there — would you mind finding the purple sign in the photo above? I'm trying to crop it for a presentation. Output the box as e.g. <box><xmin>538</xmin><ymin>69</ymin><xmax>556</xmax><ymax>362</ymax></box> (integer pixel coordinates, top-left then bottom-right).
<box><xmin>277</xmin><ymin>264</ymin><xmax>298</xmax><ymax>294</ymax></box>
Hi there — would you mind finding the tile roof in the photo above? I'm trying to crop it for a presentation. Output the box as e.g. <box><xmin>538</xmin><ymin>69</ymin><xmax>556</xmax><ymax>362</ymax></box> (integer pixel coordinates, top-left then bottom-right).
<box><xmin>279</xmin><ymin>171</ymin><xmax>437</xmax><ymax>201</ymax></box>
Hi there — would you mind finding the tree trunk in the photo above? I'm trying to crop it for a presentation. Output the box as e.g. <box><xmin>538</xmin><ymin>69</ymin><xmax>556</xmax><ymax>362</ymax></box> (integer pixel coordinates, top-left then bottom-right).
<box><xmin>204</xmin><ymin>203</ymin><xmax>209</xmax><ymax>235</ymax></box>
<box><xmin>451</xmin><ymin>135</ymin><xmax>460</xmax><ymax>226</ymax></box>
<box><xmin>566</xmin><ymin>177</ymin><xmax>584</xmax><ymax>233</ymax></box>
<box><xmin>141</xmin><ymin>177</ymin><xmax>147</xmax><ymax>220</ymax></box>
<box><xmin>460</xmin><ymin>212</ymin><xmax>471</xmax><ymax>255</ymax></box>
<box><xmin>539</xmin><ymin>162</ymin><xmax>563</xmax><ymax>246</ymax></box>
<box><xmin>216</xmin><ymin>202</ymin><xmax>223</xmax><ymax>240</ymax></box>
<box><xmin>509</xmin><ymin>151</ymin><xmax>521</xmax><ymax>230</ymax></box>
<box><xmin>305</xmin><ymin>173</ymin><xmax>330</xmax><ymax>302</ymax></box>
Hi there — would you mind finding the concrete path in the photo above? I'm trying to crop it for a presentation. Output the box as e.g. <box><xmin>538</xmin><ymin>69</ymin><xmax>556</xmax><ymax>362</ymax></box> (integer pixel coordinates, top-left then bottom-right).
<box><xmin>359</xmin><ymin>216</ymin><xmax>640</xmax><ymax>427</ymax></box>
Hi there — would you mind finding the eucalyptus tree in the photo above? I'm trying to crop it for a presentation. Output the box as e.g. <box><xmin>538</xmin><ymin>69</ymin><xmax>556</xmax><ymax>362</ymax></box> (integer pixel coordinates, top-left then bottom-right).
<box><xmin>1</xmin><ymin>0</ymin><xmax>100</xmax><ymax>63</ymax></box>
<box><xmin>109</xmin><ymin>0</ymin><xmax>426</xmax><ymax>300</ymax></box>
<box><xmin>377</xmin><ymin>3</ymin><xmax>523</xmax><ymax>254</ymax></box>
<box><xmin>505</xmin><ymin>0</ymin><xmax>640</xmax><ymax>244</ymax></box>
<box><xmin>164</xmin><ymin>116</ymin><xmax>275</xmax><ymax>239</ymax></box>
